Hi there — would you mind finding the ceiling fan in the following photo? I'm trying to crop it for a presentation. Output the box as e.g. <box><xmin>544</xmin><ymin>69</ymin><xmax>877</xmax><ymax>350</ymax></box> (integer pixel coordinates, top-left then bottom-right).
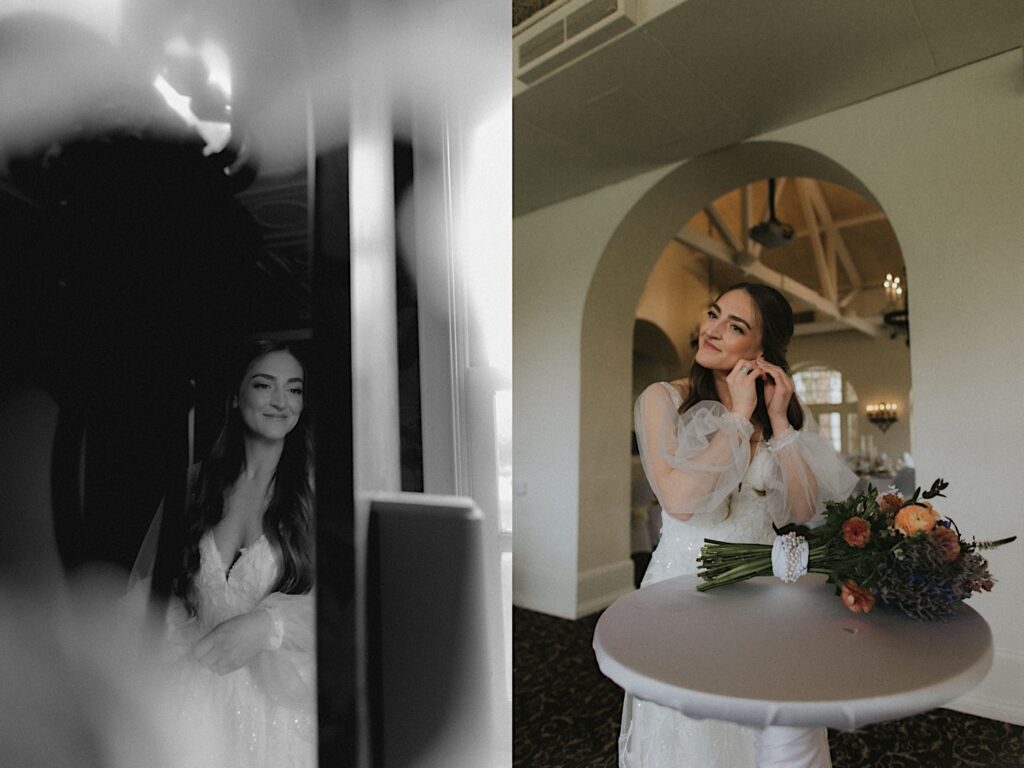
<box><xmin>749</xmin><ymin>177</ymin><xmax>794</xmax><ymax>249</ymax></box>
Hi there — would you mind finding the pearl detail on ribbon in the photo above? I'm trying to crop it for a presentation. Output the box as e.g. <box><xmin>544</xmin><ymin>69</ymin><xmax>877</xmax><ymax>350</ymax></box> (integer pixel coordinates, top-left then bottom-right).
<box><xmin>771</xmin><ymin>532</ymin><xmax>809</xmax><ymax>583</ymax></box>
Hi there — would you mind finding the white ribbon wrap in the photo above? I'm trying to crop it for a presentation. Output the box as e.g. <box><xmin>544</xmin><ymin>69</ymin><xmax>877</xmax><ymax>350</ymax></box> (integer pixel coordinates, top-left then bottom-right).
<box><xmin>771</xmin><ymin>532</ymin><xmax>809</xmax><ymax>583</ymax></box>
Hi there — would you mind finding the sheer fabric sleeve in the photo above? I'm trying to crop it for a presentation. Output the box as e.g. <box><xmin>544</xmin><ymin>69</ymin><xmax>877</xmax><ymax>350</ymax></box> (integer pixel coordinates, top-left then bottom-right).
<box><xmin>764</xmin><ymin>413</ymin><xmax>859</xmax><ymax>526</ymax></box>
<box><xmin>249</xmin><ymin>590</ymin><xmax>316</xmax><ymax>712</ymax></box>
<box><xmin>634</xmin><ymin>382</ymin><xmax>753</xmax><ymax>522</ymax></box>
<box><xmin>123</xmin><ymin>463</ymin><xmax>201</xmax><ymax>624</ymax></box>
<box><xmin>120</xmin><ymin>500</ymin><xmax>163</xmax><ymax>629</ymax></box>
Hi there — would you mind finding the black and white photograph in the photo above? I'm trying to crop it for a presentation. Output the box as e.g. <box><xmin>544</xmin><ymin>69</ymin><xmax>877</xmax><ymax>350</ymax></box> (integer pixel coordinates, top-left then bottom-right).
<box><xmin>1</xmin><ymin>1</ymin><xmax>509</xmax><ymax>766</ymax></box>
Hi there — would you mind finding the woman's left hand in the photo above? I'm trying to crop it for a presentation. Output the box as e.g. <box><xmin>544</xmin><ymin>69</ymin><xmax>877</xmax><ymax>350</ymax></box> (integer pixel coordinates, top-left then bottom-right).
<box><xmin>756</xmin><ymin>356</ymin><xmax>795</xmax><ymax>431</ymax></box>
<box><xmin>192</xmin><ymin>610</ymin><xmax>272</xmax><ymax>675</ymax></box>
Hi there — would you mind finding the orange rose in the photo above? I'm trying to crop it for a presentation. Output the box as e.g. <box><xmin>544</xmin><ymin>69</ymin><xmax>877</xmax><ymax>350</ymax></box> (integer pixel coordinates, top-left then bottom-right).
<box><xmin>842</xmin><ymin>517</ymin><xmax>871</xmax><ymax>548</ymax></box>
<box><xmin>840</xmin><ymin>580</ymin><xmax>876</xmax><ymax>614</ymax></box>
<box><xmin>893</xmin><ymin>501</ymin><xmax>939</xmax><ymax>536</ymax></box>
<box><xmin>931</xmin><ymin>525</ymin><xmax>961</xmax><ymax>562</ymax></box>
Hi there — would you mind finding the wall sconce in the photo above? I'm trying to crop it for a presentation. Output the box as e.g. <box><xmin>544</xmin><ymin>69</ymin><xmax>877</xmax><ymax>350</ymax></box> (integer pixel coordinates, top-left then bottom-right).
<box><xmin>866</xmin><ymin>402</ymin><xmax>898</xmax><ymax>432</ymax></box>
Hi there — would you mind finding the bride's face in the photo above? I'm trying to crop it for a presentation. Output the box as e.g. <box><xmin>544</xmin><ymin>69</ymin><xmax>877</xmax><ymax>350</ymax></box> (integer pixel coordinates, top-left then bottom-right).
<box><xmin>235</xmin><ymin>350</ymin><xmax>305</xmax><ymax>442</ymax></box>
<box><xmin>694</xmin><ymin>289</ymin><xmax>763</xmax><ymax>372</ymax></box>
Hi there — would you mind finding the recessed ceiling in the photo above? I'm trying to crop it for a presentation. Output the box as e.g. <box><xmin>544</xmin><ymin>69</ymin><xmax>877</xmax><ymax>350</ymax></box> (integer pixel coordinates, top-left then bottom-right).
<box><xmin>514</xmin><ymin>0</ymin><xmax>1024</xmax><ymax>215</ymax></box>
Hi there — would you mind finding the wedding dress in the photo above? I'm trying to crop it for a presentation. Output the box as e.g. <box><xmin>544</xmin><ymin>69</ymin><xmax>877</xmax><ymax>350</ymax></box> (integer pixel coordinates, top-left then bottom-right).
<box><xmin>619</xmin><ymin>382</ymin><xmax>857</xmax><ymax>768</ymax></box>
<box><xmin>124</xmin><ymin>521</ymin><xmax>316</xmax><ymax>768</ymax></box>
<box><xmin>162</xmin><ymin>529</ymin><xmax>316</xmax><ymax>767</ymax></box>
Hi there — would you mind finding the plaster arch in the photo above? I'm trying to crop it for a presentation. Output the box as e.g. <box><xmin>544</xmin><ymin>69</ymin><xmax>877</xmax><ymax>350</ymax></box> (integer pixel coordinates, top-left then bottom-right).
<box><xmin>577</xmin><ymin>141</ymin><xmax>896</xmax><ymax>606</ymax></box>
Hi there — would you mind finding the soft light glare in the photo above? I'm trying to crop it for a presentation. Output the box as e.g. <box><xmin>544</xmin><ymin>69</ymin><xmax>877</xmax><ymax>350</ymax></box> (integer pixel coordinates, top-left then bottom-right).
<box><xmin>458</xmin><ymin>102</ymin><xmax>511</xmax><ymax>375</ymax></box>
<box><xmin>883</xmin><ymin>272</ymin><xmax>903</xmax><ymax>301</ymax></box>
<box><xmin>152</xmin><ymin>73</ymin><xmax>231</xmax><ymax>155</ymax></box>
<box><xmin>0</xmin><ymin>0</ymin><xmax>124</xmax><ymax>44</ymax></box>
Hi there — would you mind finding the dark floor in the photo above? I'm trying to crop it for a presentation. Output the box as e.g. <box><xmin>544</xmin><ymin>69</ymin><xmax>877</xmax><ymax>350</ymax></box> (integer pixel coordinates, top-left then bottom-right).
<box><xmin>514</xmin><ymin>606</ymin><xmax>1024</xmax><ymax>767</ymax></box>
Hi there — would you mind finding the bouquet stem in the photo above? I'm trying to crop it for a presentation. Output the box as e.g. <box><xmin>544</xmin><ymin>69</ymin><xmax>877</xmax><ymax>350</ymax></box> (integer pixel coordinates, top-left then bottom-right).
<box><xmin>697</xmin><ymin>540</ymin><xmax>832</xmax><ymax>592</ymax></box>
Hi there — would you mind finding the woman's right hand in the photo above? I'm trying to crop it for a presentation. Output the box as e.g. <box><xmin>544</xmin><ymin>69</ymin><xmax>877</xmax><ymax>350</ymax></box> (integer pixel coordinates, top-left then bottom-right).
<box><xmin>192</xmin><ymin>610</ymin><xmax>273</xmax><ymax>675</ymax></box>
<box><xmin>726</xmin><ymin>358</ymin><xmax>759</xmax><ymax>419</ymax></box>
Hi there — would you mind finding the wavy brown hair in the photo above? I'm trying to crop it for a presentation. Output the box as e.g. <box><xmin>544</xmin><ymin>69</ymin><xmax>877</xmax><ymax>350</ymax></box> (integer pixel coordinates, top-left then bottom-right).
<box><xmin>173</xmin><ymin>340</ymin><xmax>315</xmax><ymax>615</ymax></box>
<box><xmin>680</xmin><ymin>282</ymin><xmax>803</xmax><ymax>440</ymax></box>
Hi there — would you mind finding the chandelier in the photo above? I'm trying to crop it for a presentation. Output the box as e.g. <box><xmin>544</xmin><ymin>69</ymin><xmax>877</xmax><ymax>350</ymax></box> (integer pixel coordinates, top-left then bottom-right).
<box><xmin>883</xmin><ymin>273</ymin><xmax>903</xmax><ymax>305</ymax></box>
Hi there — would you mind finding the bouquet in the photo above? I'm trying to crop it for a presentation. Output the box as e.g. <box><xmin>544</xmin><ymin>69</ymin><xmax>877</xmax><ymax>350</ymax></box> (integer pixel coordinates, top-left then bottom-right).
<box><xmin>696</xmin><ymin>479</ymin><xmax>1016</xmax><ymax>620</ymax></box>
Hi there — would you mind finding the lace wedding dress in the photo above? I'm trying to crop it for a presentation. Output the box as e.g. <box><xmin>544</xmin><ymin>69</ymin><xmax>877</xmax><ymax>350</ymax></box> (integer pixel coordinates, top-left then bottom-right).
<box><xmin>158</xmin><ymin>529</ymin><xmax>317</xmax><ymax>768</ymax></box>
<box><xmin>619</xmin><ymin>382</ymin><xmax>857</xmax><ymax>768</ymax></box>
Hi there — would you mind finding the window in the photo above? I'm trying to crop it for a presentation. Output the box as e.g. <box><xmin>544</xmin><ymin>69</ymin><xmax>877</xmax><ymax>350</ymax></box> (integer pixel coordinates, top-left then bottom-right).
<box><xmin>794</xmin><ymin>367</ymin><xmax>843</xmax><ymax>405</ymax></box>
<box><xmin>793</xmin><ymin>366</ymin><xmax>858</xmax><ymax>456</ymax></box>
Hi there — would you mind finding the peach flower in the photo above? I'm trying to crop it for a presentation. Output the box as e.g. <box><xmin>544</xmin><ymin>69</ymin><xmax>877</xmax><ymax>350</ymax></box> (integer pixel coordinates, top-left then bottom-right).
<box><xmin>931</xmin><ymin>526</ymin><xmax>961</xmax><ymax>562</ymax></box>
<box><xmin>879</xmin><ymin>491</ymin><xmax>903</xmax><ymax>517</ymax></box>
<box><xmin>842</xmin><ymin>517</ymin><xmax>871</xmax><ymax>548</ymax></box>
<box><xmin>840</xmin><ymin>581</ymin><xmax>876</xmax><ymax>614</ymax></box>
<box><xmin>893</xmin><ymin>501</ymin><xmax>939</xmax><ymax>536</ymax></box>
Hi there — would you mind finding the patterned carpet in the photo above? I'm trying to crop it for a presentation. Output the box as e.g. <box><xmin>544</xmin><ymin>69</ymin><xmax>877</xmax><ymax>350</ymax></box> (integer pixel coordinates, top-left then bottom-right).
<box><xmin>514</xmin><ymin>606</ymin><xmax>1024</xmax><ymax>767</ymax></box>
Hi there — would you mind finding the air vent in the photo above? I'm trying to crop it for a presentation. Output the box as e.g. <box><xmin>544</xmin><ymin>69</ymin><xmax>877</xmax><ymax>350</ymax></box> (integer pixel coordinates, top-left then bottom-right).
<box><xmin>566</xmin><ymin>0</ymin><xmax>618</xmax><ymax>37</ymax></box>
<box><xmin>515</xmin><ymin>0</ymin><xmax>638</xmax><ymax>86</ymax></box>
<box><xmin>519</xmin><ymin>22</ymin><xmax>566</xmax><ymax>68</ymax></box>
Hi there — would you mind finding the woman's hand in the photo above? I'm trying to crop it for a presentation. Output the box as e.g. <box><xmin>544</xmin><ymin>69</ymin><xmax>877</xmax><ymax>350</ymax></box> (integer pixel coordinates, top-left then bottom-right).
<box><xmin>756</xmin><ymin>356</ymin><xmax>795</xmax><ymax>434</ymax></box>
<box><xmin>192</xmin><ymin>609</ymin><xmax>272</xmax><ymax>675</ymax></box>
<box><xmin>726</xmin><ymin>358</ymin><xmax>760</xmax><ymax>419</ymax></box>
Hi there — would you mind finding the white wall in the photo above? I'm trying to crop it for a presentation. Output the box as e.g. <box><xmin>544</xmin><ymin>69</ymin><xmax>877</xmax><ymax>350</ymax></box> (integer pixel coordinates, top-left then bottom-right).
<box><xmin>512</xmin><ymin>166</ymin><xmax>671</xmax><ymax>617</ymax></box>
<box><xmin>763</xmin><ymin>52</ymin><xmax>1024</xmax><ymax>724</ymax></box>
<box><xmin>514</xmin><ymin>50</ymin><xmax>1024</xmax><ymax>722</ymax></box>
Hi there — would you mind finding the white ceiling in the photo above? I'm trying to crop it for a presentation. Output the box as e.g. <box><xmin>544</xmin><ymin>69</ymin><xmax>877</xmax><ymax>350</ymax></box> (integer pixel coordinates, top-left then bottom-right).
<box><xmin>514</xmin><ymin>0</ymin><xmax>1024</xmax><ymax>215</ymax></box>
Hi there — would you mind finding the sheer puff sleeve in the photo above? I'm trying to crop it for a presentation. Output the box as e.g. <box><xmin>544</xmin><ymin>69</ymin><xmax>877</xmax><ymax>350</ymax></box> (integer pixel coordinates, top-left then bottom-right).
<box><xmin>634</xmin><ymin>382</ymin><xmax>753</xmax><ymax>523</ymax></box>
<box><xmin>764</xmin><ymin>422</ymin><xmax>859</xmax><ymax>526</ymax></box>
<box><xmin>250</xmin><ymin>590</ymin><xmax>316</xmax><ymax>713</ymax></box>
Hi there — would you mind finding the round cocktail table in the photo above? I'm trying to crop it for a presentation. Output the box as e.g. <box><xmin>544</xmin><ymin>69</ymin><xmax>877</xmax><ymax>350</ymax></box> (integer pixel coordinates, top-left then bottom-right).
<box><xmin>593</xmin><ymin>573</ymin><xmax>992</xmax><ymax>731</ymax></box>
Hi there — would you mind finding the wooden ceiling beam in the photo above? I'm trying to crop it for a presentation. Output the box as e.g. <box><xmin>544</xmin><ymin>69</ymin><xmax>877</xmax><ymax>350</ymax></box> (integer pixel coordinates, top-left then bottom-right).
<box><xmin>704</xmin><ymin>201</ymin><xmax>743</xmax><ymax>254</ymax></box>
<box><xmin>794</xmin><ymin>179</ymin><xmax>836</xmax><ymax>304</ymax></box>
<box><xmin>673</xmin><ymin>225</ymin><xmax>879</xmax><ymax>337</ymax></box>
<box><xmin>793</xmin><ymin>316</ymin><xmax>884</xmax><ymax>337</ymax></box>
<box><xmin>839</xmin><ymin>287</ymin><xmax>862</xmax><ymax>309</ymax></box>
<box><xmin>793</xmin><ymin>210</ymin><xmax>887</xmax><ymax>238</ymax></box>
<box><xmin>806</xmin><ymin>179</ymin><xmax>862</xmax><ymax>290</ymax></box>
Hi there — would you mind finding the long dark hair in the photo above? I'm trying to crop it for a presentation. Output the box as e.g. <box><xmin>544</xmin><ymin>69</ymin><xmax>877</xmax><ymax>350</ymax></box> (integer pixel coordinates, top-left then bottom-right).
<box><xmin>680</xmin><ymin>282</ymin><xmax>803</xmax><ymax>440</ymax></box>
<box><xmin>173</xmin><ymin>340</ymin><xmax>315</xmax><ymax>614</ymax></box>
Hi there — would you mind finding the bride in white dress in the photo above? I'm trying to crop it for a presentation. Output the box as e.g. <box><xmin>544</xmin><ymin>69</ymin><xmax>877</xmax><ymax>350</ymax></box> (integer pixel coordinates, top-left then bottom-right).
<box><xmin>619</xmin><ymin>283</ymin><xmax>857</xmax><ymax>768</ymax></box>
<box><xmin>127</xmin><ymin>341</ymin><xmax>316</xmax><ymax>768</ymax></box>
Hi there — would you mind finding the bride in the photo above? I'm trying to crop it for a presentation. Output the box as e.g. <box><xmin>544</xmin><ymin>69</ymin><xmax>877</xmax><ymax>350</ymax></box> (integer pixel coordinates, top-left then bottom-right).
<box><xmin>128</xmin><ymin>340</ymin><xmax>316</xmax><ymax>767</ymax></box>
<box><xmin>619</xmin><ymin>283</ymin><xmax>857</xmax><ymax>768</ymax></box>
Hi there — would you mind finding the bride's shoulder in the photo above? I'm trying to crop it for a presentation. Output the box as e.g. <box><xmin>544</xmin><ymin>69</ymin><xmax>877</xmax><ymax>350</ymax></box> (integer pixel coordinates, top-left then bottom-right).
<box><xmin>667</xmin><ymin>378</ymin><xmax>690</xmax><ymax>400</ymax></box>
<box><xmin>639</xmin><ymin>379</ymin><xmax>690</xmax><ymax>407</ymax></box>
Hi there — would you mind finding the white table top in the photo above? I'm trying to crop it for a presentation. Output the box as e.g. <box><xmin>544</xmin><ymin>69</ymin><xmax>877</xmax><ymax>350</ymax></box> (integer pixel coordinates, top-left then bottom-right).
<box><xmin>593</xmin><ymin>573</ymin><xmax>992</xmax><ymax>731</ymax></box>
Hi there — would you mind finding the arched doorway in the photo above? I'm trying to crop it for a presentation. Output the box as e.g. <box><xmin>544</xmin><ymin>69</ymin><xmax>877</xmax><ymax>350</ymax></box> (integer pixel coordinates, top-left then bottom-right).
<box><xmin>577</xmin><ymin>141</ymin><xmax>910</xmax><ymax>611</ymax></box>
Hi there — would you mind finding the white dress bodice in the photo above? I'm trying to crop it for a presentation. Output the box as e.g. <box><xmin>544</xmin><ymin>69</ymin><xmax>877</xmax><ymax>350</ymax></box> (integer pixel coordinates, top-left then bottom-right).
<box><xmin>642</xmin><ymin>447</ymin><xmax>777</xmax><ymax>586</ymax></box>
<box><xmin>195</xmin><ymin>531</ymin><xmax>281</xmax><ymax>630</ymax></box>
